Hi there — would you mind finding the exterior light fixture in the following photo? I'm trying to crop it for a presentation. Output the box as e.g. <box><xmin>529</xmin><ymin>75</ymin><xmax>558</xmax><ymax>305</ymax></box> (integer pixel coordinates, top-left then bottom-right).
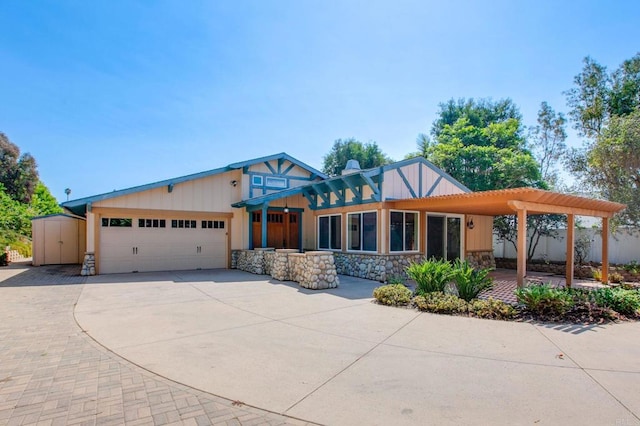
<box><xmin>466</xmin><ymin>217</ymin><xmax>474</xmax><ymax>230</ymax></box>
<box><xmin>230</xmin><ymin>180</ymin><xmax>238</xmax><ymax>187</ymax></box>
<box><xmin>283</xmin><ymin>203</ymin><xmax>289</xmax><ymax>213</ymax></box>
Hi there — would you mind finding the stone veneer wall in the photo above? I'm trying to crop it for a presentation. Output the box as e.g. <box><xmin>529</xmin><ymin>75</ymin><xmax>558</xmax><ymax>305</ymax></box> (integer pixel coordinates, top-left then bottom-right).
<box><xmin>80</xmin><ymin>252</ymin><xmax>96</xmax><ymax>276</ymax></box>
<box><xmin>465</xmin><ymin>250</ymin><xmax>496</xmax><ymax>270</ymax></box>
<box><xmin>333</xmin><ymin>252</ymin><xmax>423</xmax><ymax>282</ymax></box>
<box><xmin>231</xmin><ymin>249</ymin><xmax>339</xmax><ymax>290</ymax></box>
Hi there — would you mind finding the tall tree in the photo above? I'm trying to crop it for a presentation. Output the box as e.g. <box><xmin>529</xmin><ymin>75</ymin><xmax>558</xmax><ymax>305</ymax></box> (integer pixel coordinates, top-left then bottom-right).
<box><xmin>565</xmin><ymin>53</ymin><xmax>640</xmax><ymax>225</ymax></box>
<box><xmin>529</xmin><ymin>102</ymin><xmax>567</xmax><ymax>188</ymax></box>
<box><xmin>0</xmin><ymin>132</ymin><xmax>39</xmax><ymax>203</ymax></box>
<box><xmin>322</xmin><ymin>138</ymin><xmax>392</xmax><ymax>176</ymax></box>
<box><xmin>29</xmin><ymin>182</ymin><xmax>63</xmax><ymax>216</ymax></box>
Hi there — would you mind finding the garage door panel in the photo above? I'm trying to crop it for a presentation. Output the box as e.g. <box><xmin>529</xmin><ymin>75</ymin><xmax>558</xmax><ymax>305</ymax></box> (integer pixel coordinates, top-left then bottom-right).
<box><xmin>99</xmin><ymin>217</ymin><xmax>227</xmax><ymax>274</ymax></box>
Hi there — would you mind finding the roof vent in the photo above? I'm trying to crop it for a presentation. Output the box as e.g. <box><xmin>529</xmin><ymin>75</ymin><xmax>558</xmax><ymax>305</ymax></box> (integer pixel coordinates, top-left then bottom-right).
<box><xmin>341</xmin><ymin>159</ymin><xmax>361</xmax><ymax>175</ymax></box>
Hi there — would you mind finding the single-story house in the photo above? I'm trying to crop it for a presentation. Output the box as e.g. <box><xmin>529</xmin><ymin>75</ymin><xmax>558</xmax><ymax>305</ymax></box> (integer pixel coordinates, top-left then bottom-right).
<box><xmin>51</xmin><ymin>152</ymin><xmax>624</xmax><ymax>286</ymax></box>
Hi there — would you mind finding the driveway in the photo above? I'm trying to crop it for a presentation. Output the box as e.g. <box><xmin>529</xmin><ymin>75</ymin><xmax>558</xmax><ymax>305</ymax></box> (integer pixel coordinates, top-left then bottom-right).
<box><xmin>74</xmin><ymin>269</ymin><xmax>640</xmax><ymax>426</ymax></box>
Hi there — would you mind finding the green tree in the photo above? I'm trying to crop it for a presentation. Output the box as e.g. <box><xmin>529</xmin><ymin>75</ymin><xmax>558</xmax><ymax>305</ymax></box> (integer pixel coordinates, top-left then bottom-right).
<box><xmin>529</xmin><ymin>102</ymin><xmax>567</xmax><ymax>189</ymax></box>
<box><xmin>322</xmin><ymin>138</ymin><xmax>392</xmax><ymax>176</ymax></box>
<box><xmin>0</xmin><ymin>132</ymin><xmax>39</xmax><ymax>203</ymax></box>
<box><xmin>30</xmin><ymin>182</ymin><xmax>63</xmax><ymax>216</ymax></box>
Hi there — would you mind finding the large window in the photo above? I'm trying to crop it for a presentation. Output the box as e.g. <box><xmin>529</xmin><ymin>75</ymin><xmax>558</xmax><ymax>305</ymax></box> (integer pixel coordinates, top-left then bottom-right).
<box><xmin>318</xmin><ymin>215</ymin><xmax>341</xmax><ymax>250</ymax></box>
<box><xmin>348</xmin><ymin>212</ymin><xmax>377</xmax><ymax>252</ymax></box>
<box><xmin>390</xmin><ymin>211</ymin><xmax>418</xmax><ymax>252</ymax></box>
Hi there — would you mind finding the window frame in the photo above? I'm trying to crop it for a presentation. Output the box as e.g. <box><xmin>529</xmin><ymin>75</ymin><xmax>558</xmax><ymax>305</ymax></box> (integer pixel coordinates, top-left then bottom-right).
<box><xmin>347</xmin><ymin>210</ymin><xmax>378</xmax><ymax>253</ymax></box>
<box><xmin>389</xmin><ymin>210</ymin><xmax>420</xmax><ymax>253</ymax></box>
<box><xmin>265</xmin><ymin>176</ymin><xmax>287</xmax><ymax>189</ymax></box>
<box><xmin>317</xmin><ymin>214</ymin><xmax>342</xmax><ymax>251</ymax></box>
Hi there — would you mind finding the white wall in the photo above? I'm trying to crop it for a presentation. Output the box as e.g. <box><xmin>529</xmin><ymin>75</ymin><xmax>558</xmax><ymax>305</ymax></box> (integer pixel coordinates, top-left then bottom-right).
<box><xmin>494</xmin><ymin>228</ymin><xmax>640</xmax><ymax>264</ymax></box>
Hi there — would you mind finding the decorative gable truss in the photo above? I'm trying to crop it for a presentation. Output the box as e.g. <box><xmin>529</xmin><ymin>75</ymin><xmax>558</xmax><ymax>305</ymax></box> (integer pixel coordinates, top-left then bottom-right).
<box><xmin>301</xmin><ymin>170</ymin><xmax>382</xmax><ymax>210</ymax></box>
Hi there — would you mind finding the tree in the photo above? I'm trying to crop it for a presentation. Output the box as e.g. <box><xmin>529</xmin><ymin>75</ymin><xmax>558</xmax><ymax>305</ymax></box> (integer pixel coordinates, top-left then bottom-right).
<box><xmin>0</xmin><ymin>132</ymin><xmax>39</xmax><ymax>203</ymax></box>
<box><xmin>565</xmin><ymin>53</ymin><xmax>640</xmax><ymax>226</ymax></box>
<box><xmin>529</xmin><ymin>102</ymin><xmax>567</xmax><ymax>189</ymax></box>
<box><xmin>322</xmin><ymin>138</ymin><xmax>392</xmax><ymax>176</ymax></box>
<box><xmin>30</xmin><ymin>182</ymin><xmax>63</xmax><ymax>216</ymax></box>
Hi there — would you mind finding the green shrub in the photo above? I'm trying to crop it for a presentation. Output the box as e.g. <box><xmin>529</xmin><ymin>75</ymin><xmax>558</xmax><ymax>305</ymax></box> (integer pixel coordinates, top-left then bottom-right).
<box><xmin>515</xmin><ymin>284</ymin><xmax>574</xmax><ymax>316</ymax></box>
<box><xmin>373</xmin><ymin>284</ymin><xmax>412</xmax><ymax>306</ymax></box>
<box><xmin>406</xmin><ymin>258</ymin><xmax>455</xmax><ymax>295</ymax></box>
<box><xmin>623</xmin><ymin>260</ymin><xmax>640</xmax><ymax>274</ymax></box>
<box><xmin>0</xmin><ymin>252</ymin><xmax>7</xmax><ymax>266</ymax></box>
<box><xmin>609</xmin><ymin>272</ymin><xmax>624</xmax><ymax>284</ymax></box>
<box><xmin>592</xmin><ymin>269</ymin><xmax>602</xmax><ymax>281</ymax></box>
<box><xmin>387</xmin><ymin>275</ymin><xmax>405</xmax><ymax>285</ymax></box>
<box><xmin>593</xmin><ymin>288</ymin><xmax>640</xmax><ymax>316</ymax></box>
<box><xmin>413</xmin><ymin>292</ymin><xmax>468</xmax><ymax>315</ymax></box>
<box><xmin>470</xmin><ymin>298</ymin><xmax>517</xmax><ymax>320</ymax></box>
<box><xmin>452</xmin><ymin>259</ymin><xmax>493</xmax><ymax>302</ymax></box>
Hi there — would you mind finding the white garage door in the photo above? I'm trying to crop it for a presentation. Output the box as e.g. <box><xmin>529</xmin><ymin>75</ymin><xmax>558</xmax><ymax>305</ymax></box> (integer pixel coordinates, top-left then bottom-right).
<box><xmin>99</xmin><ymin>217</ymin><xmax>227</xmax><ymax>274</ymax></box>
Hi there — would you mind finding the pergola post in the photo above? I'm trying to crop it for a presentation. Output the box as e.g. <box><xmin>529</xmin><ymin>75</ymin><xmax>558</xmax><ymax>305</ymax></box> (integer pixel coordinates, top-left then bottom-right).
<box><xmin>602</xmin><ymin>217</ymin><xmax>609</xmax><ymax>284</ymax></box>
<box><xmin>517</xmin><ymin>208</ymin><xmax>527</xmax><ymax>288</ymax></box>
<box><xmin>565</xmin><ymin>214</ymin><xmax>575</xmax><ymax>288</ymax></box>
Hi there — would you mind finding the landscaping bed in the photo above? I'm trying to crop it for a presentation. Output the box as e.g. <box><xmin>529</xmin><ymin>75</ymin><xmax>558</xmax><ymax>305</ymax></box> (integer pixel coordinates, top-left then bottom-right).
<box><xmin>375</xmin><ymin>259</ymin><xmax>640</xmax><ymax>324</ymax></box>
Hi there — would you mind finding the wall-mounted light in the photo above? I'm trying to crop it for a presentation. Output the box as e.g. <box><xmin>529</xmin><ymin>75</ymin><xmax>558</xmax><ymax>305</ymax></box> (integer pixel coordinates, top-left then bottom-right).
<box><xmin>230</xmin><ymin>180</ymin><xmax>238</xmax><ymax>187</ymax></box>
<box><xmin>466</xmin><ymin>217</ymin><xmax>474</xmax><ymax>229</ymax></box>
<box><xmin>168</xmin><ymin>183</ymin><xmax>174</xmax><ymax>193</ymax></box>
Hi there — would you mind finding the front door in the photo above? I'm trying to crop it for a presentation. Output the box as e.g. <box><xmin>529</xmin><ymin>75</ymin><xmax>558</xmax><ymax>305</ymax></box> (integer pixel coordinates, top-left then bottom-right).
<box><xmin>252</xmin><ymin>211</ymin><xmax>299</xmax><ymax>249</ymax></box>
<box><xmin>426</xmin><ymin>214</ymin><xmax>463</xmax><ymax>261</ymax></box>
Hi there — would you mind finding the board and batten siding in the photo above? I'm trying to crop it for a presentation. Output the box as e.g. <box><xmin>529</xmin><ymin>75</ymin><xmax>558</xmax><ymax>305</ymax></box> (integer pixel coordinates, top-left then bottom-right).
<box><xmin>382</xmin><ymin>162</ymin><xmax>466</xmax><ymax>201</ymax></box>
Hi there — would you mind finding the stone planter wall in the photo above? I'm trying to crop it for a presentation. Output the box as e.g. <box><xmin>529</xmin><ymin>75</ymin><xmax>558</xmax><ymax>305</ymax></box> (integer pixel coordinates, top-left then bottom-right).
<box><xmin>466</xmin><ymin>250</ymin><xmax>496</xmax><ymax>270</ymax></box>
<box><xmin>231</xmin><ymin>249</ymin><xmax>339</xmax><ymax>290</ymax></box>
<box><xmin>333</xmin><ymin>252</ymin><xmax>423</xmax><ymax>282</ymax></box>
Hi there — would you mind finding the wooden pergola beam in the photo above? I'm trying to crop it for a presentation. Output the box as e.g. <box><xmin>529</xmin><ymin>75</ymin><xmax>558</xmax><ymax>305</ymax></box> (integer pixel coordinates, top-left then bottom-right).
<box><xmin>507</xmin><ymin>200</ymin><xmax>614</xmax><ymax>218</ymax></box>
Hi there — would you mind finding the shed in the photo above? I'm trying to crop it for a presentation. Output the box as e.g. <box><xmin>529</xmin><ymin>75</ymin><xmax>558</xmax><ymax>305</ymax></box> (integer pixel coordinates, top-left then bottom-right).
<box><xmin>32</xmin><ymin>214</ymin><xmax>86</xmax><ymax>266</ymax></box>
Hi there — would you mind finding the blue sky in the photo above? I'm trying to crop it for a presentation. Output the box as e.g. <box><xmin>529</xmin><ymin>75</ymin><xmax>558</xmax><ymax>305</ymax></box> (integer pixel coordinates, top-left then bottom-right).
<box><xmin>1</xmin><ymin>0</ymin><xmax>639</xmax><ymax>201</ymax></box>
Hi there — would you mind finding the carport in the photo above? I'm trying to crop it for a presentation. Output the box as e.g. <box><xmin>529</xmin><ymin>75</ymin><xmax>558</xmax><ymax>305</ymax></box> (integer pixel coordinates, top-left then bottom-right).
<box><xmin>391</xmin><ymin>187</ymin><xmax>626</xmax><ymax>287</ymax></box>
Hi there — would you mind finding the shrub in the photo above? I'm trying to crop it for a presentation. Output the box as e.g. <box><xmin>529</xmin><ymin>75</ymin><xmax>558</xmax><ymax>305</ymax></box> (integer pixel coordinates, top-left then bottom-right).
<box><xmin>406</xmin><ymin>258</ymin><xmax>455</xmax><ymax>295</ymax></box>
<box><xmin>623</xmin><ymin>260</ymin><xmax>640</xmax><ymax>274</ymax></box>
<box><xmin>609</xmin><ymin>272</ymin><xmax>624</xmax><ymax>284</ymax></box>
<box><xmin>592</xmin><ymin>269</ymin><xmax>602</xmax><ymax>281</ymax></box>
<box><xmin>515</xmin><ymin>284</ymin><xmax>574</xmax><ymax>316</ymax></box>
<box><xmin>593</xmin><ymin>288</ymin><xmax>640</xmax><ymax>316</ymax></box>
<box><xmin>0</xmin><ymin>252</ymin><xmax>7</xmax><ymax>267</ymax></box>
<box><xmin>373</xmin><ymin>284</ymin><xmax>412</xmax><ymax>306</ymax></box>
<box><xmin>470</xmin><ymin>298</ymin><xmax>517</xmax><ymax>320</ymax></box>
<box><xmin>387</xmin><ymin>275</ymin><xmax>405</xmax><ymax>285</ymax></box>
<box><xmin>413</xmin><ymin>292</ymin><xmax>468</xmax><ymax>315</ymax></box>
<box><xmin>452</xmin><ymin>260</ymin><xmax>493</xmax><ymax>302</ymax></box>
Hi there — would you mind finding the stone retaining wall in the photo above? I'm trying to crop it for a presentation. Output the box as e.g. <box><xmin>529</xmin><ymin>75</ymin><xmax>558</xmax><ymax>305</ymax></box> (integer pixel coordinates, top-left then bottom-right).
<box><xmin>231</xmin><ymin>249</ymin><xmax>339</xmax><ymax>289</ymax></box>
<box><xmin>80</xmin><ymin>252</ymin><xmax>96</xmax><ymax>276</ymax></box>
<box><xmin>4</xmin><ymin>249</ymin><xmax>26</xmax><ymax>263</ymax></box>
<box><xmin>333</xmin><ymin>252</ymin><xmax>423</xmax><ymax>282</ymax></box>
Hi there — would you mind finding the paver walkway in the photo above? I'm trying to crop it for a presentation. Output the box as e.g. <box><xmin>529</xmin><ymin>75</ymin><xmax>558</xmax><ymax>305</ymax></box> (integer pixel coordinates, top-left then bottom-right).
<box><xmin>0</xmin><ymin>262</ymin><xmax>311</xmax><ymax>426</ymax></box>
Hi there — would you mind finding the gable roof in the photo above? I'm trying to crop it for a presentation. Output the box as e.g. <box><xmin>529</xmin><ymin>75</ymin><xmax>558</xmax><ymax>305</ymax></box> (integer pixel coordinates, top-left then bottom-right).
<box><xmin>61</xmin><ymin>152</ymin><xmax>326</xmax><ymax>216</ymax></box>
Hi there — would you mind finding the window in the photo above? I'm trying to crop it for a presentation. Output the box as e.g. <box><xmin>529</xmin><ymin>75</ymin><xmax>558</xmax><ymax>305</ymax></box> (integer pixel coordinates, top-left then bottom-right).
<box><xmin>138</xmin><ymin>219</ymin><xmax>166</xmax><ymax>228</ymax></box>
<box><xmin>390</xmin><ymin>211</ymin><xmax>418</xmax><ymax>252</ymax></box>
<box><xmin>252</xmin><ymin>175</ymin><xmax>263</xmax><ymax>186</ymax></box>
<box><xmin>318</xmin><ymin>214</ymin><xmax>341</xmax><ymax>250</ymax></box>
<box><xmin>267</xmin><ymin>213</ymin><xmax>283</xmax><ymax>223</ymax></box>
<box><xmin>348</xmin><ymin>212</ymin><xmax>377</xmax><ymax>252</ymax></box>
<box><xmin>252</xmin><ymin>212</ymin><xmax>261</xmax><ymax>222</ymax></box>
<box><xmin>202</xmin><ymin>220</ymin><xmax>225</xmax><ymax>229</ymax></box>
<box><xmin>101</xmin><ymin>218</ymin><xmax>132</xmax><ymax>227</ymax></box>
<box><xmin>265</xmin><ymin>176</ymin><xmax>287</xmax><ymax>188</ymax></box>
<box><xmin>171</xmin><ymin>219</ymin><xmax>197</xmax><ymax>229</ymax></box>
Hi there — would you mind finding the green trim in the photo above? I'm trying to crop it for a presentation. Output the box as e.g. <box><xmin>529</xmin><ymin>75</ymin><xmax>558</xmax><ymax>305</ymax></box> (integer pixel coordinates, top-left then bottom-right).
<box><xmin>396</xmin><ymin>168</ymin><xmax>417</xmax><ymax>198</ymax></box>
<box><xmin>264</xmin><ymin>161</ymin><xmax>277</xmax><ymax>175</ymax></box>
<box><xmin>426</xmin><ymin>175</ymin><xmax>444</xmax><ymax>196</ymax></box>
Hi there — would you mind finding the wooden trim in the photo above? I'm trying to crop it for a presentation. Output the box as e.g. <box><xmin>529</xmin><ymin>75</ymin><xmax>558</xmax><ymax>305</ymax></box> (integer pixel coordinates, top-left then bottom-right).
<box><xmin>93</xmin><ymin>207</ymin><xmax>234</xmax><ymax>219</ymax></box>
<box><xmin>566</xmin><ymin>214</ymin><xmax>575</xmax><ymax>288</ymax></box>
<box><xmin>506</xmin><ymin>200</ymin><xmax>614</xmax><ymax>218</ymax></box>
<box><xmin>312</xmin><ymin>202</ymin><xmax>385</xmax><ymax>215</ymax></box>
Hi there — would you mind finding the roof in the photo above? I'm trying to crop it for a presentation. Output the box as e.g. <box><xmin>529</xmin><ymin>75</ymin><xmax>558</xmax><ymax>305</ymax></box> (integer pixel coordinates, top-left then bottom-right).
<box><xmin>233</xmin><ymin>156</ymin><xmax>469</xmax><ymax>209</ymax></box>
<box><xmin>31</xmin><ymin>213</ymin><xmax>86</xmax><ymax>221</ymax></box>
<box><xmin>391</xmin><ymin>187</ymin><xmax>626</xmax><ymax>218</ymax></box>
<box><xmin>61</xmin><ymin>153</ymin><xmax>327</xmax><ymax>216</ymax></box>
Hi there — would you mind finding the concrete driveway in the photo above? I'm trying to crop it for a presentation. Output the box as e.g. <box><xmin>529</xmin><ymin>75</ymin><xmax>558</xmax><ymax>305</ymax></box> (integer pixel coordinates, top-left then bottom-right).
<box><xmin>75</xmin><ymin>269</ymin><xmax>640</xmax><ymax>426</ymax></box>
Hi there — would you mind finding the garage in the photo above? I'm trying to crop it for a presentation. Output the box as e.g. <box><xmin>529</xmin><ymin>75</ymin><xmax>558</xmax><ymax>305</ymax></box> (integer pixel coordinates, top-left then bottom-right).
<box><xmin>98</xmin><ymin>215</ymin><xmax>228</xmax><ymax>274</ymax></box>
<box><xmin>32</xmin><ymin>214</ymin><xmax>86</xmax><ymax>266</ymax></box>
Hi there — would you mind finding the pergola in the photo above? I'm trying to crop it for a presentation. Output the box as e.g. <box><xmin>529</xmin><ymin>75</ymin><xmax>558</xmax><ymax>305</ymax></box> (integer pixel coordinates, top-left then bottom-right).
<box><xmin>391</xmin><ymin>188</ymin><xmax>626</xmax><ymax>287</ymax></box>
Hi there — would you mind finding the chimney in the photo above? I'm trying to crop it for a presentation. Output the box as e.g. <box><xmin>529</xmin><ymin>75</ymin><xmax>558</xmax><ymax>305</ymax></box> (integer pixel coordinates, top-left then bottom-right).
<box><xmin>341</xmin><ymin>159</ymin><xmax>361</xmax><ymax>175</ymax></box>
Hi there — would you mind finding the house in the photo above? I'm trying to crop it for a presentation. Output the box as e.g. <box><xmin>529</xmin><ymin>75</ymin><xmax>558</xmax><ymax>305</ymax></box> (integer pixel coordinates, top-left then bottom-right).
<box><xmin>52</xmin><ymin>152</ymin><xmax>624</xmax><ymax>286</ymax></box>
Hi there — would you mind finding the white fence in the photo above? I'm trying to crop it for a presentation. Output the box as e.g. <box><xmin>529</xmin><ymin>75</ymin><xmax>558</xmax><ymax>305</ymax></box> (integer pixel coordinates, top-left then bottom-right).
<box><xmin>494</xmin><ymin>228</ymin><xmax>640</xmax><ymax>265</ymax></box>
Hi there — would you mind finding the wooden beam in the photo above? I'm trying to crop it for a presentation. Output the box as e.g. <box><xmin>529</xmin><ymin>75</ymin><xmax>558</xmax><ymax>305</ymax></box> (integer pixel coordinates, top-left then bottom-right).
<box><xmin>566</xmin><ymin>214</ymin><xmax>575</xmax><ymax>288</ymax></box>
<box><xmin>507</xmin><ymin>200</ymin><xmax>613</xmax><ymax>218</ymax></box>
<box><xmin>602</xmin><ymin>217</ymin><xmax>609</xmax><ymax>284</ymax></box>
<box><xmin>517</xmin><ymin>208</ymin><xmax>527</xmax><ymax>288</ymax></box>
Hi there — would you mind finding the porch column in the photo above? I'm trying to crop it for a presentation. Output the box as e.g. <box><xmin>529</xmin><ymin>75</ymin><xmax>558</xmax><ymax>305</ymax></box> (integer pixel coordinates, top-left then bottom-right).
<box><xmin>261</xmin><ymin>204</ymin><xmax>268</xmax><ymax>248</ymax></box>
<box><xmin>602</xmin><ymin>217</ymin><xmax>609</xmax><ymax>284</ymax></box>
<box><xmin>86</xmin><ymin>212</ymin><xmax>96</xmax><ymax>252</ymax></box>
<box><xmin>565</xmin><ymin>214</ymin><xmax>575</xmax><ymax>288</ymax></box>
<box><xmin>517</xmin><ymin>208</ymin><xmax>527</xmax><ymax>287</ymax></box>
